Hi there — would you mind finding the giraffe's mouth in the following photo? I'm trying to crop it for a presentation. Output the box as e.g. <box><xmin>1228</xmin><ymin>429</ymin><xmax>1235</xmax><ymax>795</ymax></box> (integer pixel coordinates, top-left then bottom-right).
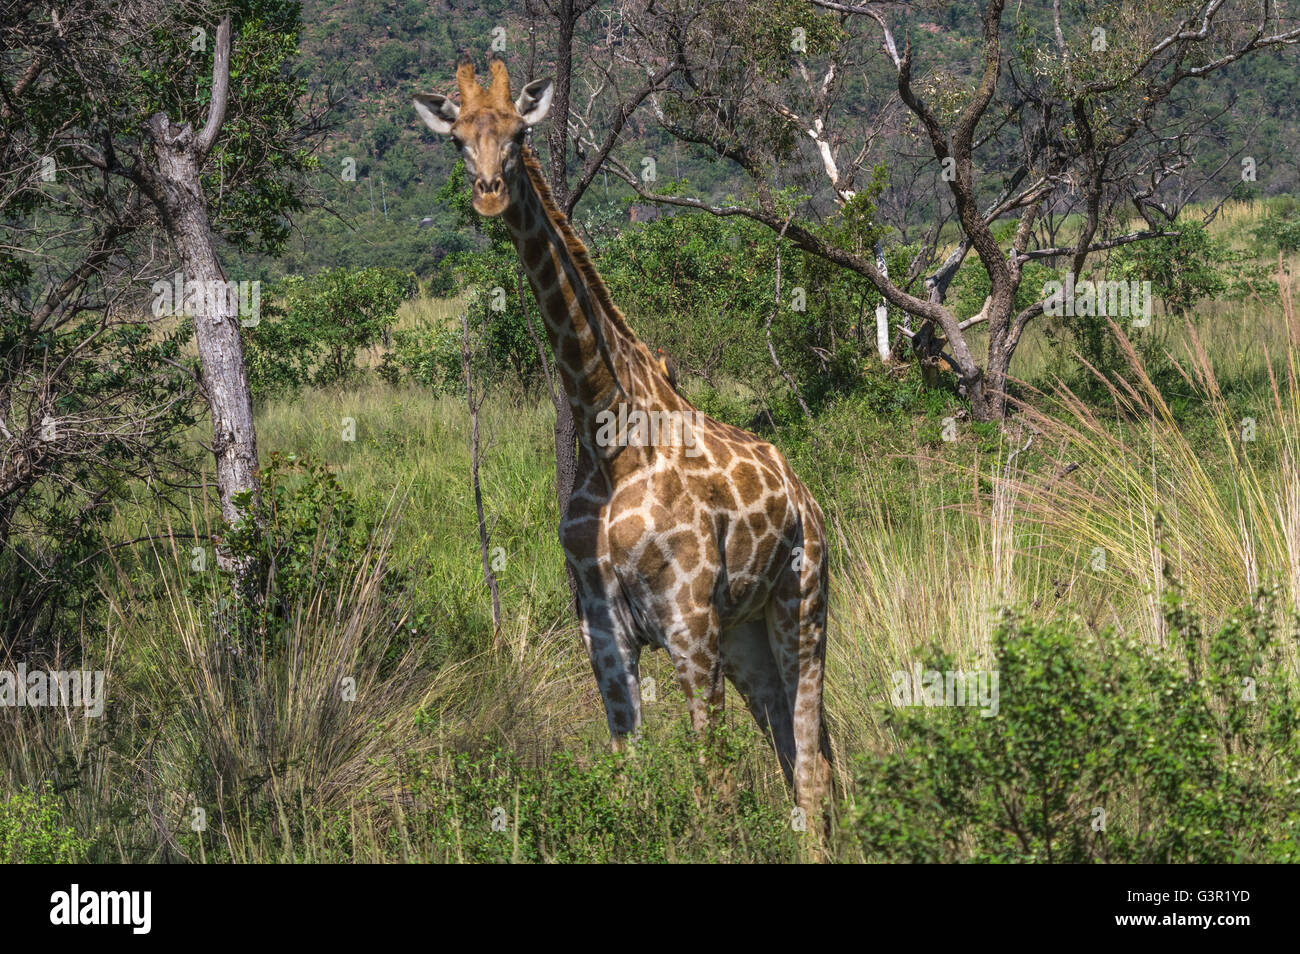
<box><xmin>472</xmin><ymin>193</ymin><xmax>509</xmax><ymax>217</ymax></box>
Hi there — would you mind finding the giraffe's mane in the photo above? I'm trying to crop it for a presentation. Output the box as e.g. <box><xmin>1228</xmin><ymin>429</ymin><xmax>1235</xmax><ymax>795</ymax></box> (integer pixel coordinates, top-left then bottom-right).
<box><xmin>519</xmin><ymin>145</ymin><xmax>669</xmax><ymax>387</ymax></box>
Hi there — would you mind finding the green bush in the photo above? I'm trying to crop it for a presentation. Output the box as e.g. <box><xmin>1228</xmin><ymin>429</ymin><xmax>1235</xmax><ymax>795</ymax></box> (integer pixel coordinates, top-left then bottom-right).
<box><xmin>379</xmin><ymin>281</ymin><xmax>542</xmax><ymax>398</ymax></box>
<box><xmin>224</xmin><ymin>453</ymin><xmax>377</xmax><ymax>651</ymax></box>
<box><xmin>1041</xmin><ymin>222</ymin><xmax>1273</xmax><ymax>413</ymax></box>
<box><xmin>379</xmin><ymin>323</ymin><xmax>463</xmax><ymax>394</ymax></box>
<box><xmin>845</xmin><ymin>585</ymin><xmax>1300</xmax><ymax>862</ymax></box>
<box><xmin>1108</xmin><ymin>220</ymin><xmax>1271</xmax><ymax>316</ymax></box>
<box><xmin>0</xmin><ymin>785</ymin><xmax>86</xmax><ymax>863</ymax></box>
<box><xmin>243</xmin><ymin>266</ymin><xmax>416</xmax><ymax>396</ymax></box>
<box><xmin>598</xmin><ymin>210</ymin><xmax>858</xmax><ymax>410</ymax></box>
<box><xmin>429</xmin><ymin>162</ymin><xmax>547</xmax><ymax>395</ymax></box>
<box><xmin>1275</xmin><ymin>218</ymin><xmax>1300</xmax><ymax>253</ymax></box>
<box><xmin>404</xmin><ymin>721</ymin><xmax>800</xmax><ymax>863</ymax></box>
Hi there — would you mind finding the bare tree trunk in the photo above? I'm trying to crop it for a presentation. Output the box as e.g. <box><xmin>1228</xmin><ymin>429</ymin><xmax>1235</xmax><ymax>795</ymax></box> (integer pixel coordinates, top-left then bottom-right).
<box><xmin>148</xmin><ymin>133</ymin><xmax>259</xmax><ymax>529</ymax></box>
<box><xmin>982</xmin><ymin>315</ymin><xmax>1014</xmax><ymax>421</ymax></box>
<box><xmin>136</xmin><ymin>18</ymin><xmax>261</xmax><ymax>600</ymax></box>
<box><xmin>544</xmin><ymin>0</ymin><xmax>578</xmax><ymax>210</ymax></box>
<box><xmin>520</xmin><ymin>275</ymin><xmax>581</xmax><ymax>619</ymax></box>
<box><xmin>873</xmin><ymin>240</ymin><xmax>891</xmax><ymax>362</ymax></box>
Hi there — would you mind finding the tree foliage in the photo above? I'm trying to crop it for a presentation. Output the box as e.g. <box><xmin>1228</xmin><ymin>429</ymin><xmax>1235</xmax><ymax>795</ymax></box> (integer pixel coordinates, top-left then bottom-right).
<box><xmin>0</xmin><ymin>0</ymin><xmax>319</xmax><ymax>653</ymax></box>
<box><xmin>245</xmin><ymin>266</ymin><xmax>415</xmax><ymax>395</ymax></box>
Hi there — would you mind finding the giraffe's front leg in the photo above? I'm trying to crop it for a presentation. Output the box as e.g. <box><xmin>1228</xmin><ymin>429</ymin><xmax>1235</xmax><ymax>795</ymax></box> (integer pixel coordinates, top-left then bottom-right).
<box><xmin>574</xmin><ymin>580</ymin><xmax>643</xmax><ymax>743</ymax></box>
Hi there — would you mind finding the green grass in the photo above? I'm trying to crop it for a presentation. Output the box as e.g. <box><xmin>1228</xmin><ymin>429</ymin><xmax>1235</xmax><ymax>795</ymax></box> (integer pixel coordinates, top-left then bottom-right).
<box><xmin>7</xmin><ymin>219</ymin><xmax>1300</xmax><ymax>862</ymax></box>
<box><xmin>253</xmin><ymin>379</ymin><xmax>569</xmax><ymax>659</ymax></box>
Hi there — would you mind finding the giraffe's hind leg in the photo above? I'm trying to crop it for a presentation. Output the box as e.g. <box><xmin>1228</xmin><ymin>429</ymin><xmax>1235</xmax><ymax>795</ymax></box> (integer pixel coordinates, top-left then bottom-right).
<box><xmin>663</xmin><ymin>607</ymin><xmax>724</xmax><ymax>732</ymax></box>
<box><xmin>721</xmin><ymin>619</ymin><xmax>795</xmax><ymax>783</ymax></box>
<box><xmin>768</xmin><ymin>548</ymin><xmax>832</xmax><ymax>825</ymax></box>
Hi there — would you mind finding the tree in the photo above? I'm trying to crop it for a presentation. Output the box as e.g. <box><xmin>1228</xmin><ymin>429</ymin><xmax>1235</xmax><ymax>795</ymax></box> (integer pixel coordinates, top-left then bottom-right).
<box><xmin>127</xmin><ymin>17</ymin><xmax>263</xmax><ymax>557</ymax></box>
<box><xmin>610</xmin><ymin>0</ymin><xmax>1300</xmax><ymax>420</ymax></box>
<box><xmin>1</xmin><ymin>0</ymin><xmax>320</xmax><ymax>627</ymax></box>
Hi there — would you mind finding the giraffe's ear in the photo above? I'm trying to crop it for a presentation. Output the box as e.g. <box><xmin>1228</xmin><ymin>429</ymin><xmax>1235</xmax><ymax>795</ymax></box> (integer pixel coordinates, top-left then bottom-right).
<box><xmin>413</xmin><ymin>93</ymin><xmax>460</xmax><ymax>135</ymax></box>
<box><xmin>516</xmin><ymin>78</ymin><xmax>553</xmax><ymax>126</ymax></box>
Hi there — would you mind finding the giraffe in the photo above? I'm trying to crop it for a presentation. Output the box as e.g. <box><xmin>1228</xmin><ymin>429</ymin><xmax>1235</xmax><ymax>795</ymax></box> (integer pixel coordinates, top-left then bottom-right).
<box><xmin>414</xmin><ymin>59</ymin><xmax>833</xmax><ymax>822</ymax></box>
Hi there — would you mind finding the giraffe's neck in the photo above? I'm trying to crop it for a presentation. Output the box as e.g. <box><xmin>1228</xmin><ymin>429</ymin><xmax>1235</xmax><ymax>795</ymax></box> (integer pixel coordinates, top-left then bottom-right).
<box><xmin>502</xmin><ymin>147</ymin><xmax>678</xmax><ymax>453</ymax></box>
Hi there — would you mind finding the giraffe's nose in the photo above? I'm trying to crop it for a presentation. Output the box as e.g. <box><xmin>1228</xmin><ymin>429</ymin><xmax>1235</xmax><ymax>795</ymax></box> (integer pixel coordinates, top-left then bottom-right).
<box><xmin>475</xmin><ymin>175</ymin><xmax>504</xmax><ymax>197</ymax></box>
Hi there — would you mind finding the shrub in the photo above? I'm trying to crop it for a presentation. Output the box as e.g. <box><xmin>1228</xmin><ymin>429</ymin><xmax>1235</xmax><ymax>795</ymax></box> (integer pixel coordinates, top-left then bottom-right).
<box><xmin>598</xmin><ymin>213</ymin><xmax>774</xmax><ymax>384</ymax></box>
<box><xmin>431</xmin><ymin>161</ymin><xmax>546</xmax><ymax>395</ymax></box>
<box><xmin>223</xmin><ymin>453</ymin><xmax>376</xmax><ymax>652</ymax></box>
<box><xmin>1044</xmin><ymin>222</ymin><xmax>1273</xmax><ymax>410</ymax></box>
<box><xmin>403</xmin><ymin>720</ymin><xmax>799</xmax><ymax>863</ymax></box>
<box><xmin>1109</xmin><ymin>220</ymin><xmax>1272</xmax><ymax>317</ymax></box>
<box><xmin>243</xmin><ymin>266</ymin><xmax>416</xmax><ymax>396</ymax></box>
<box><xmin>379</xmin><ymin>323</ymin><xmax>463</xmax><ymax>393</ymax></box>
<box><xmin>378</xmin><ymin>285</ymin><xmax>534</xmax><ymax>397</ymax></box>
<box><xmin>0</xmin><ymin>785</ymin><xmax>87</xmax><ymax>863</ymax></box>
<box><xmin>1276</xmin><ymin>218</ymin><xmax>1300</xmax><ymax>253</ymax></box>
<box><xmin>845</xmin><ymin>585</ymin><xmax>1300</xmax><ymax>862</ymax></box>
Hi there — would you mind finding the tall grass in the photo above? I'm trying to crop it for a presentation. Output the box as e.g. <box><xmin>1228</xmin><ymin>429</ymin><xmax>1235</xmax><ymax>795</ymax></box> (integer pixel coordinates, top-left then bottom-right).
<box><xmin>9</xmin><ymin>251</ymin><xmax>1300</xmax><ymax>859</ymax></box>
<box><xmin>1002</xmin><ymin>268</ymin><xmax>1300</xmax><ymax>662</ymax></box>
<box><xmin>87</xmin><ymin>505</ymin><xmax>440</xmax><ymax>860</ymax></box>
<box><xmin>254</xmin><ymin>380</ymin><xmax>568</xmax><ymax>658</ymax></box>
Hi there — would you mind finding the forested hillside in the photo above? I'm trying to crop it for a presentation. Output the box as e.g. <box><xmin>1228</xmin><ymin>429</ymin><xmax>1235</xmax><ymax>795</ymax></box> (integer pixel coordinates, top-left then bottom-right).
<box><xmin>240</xmin><ymin>0</ymin><xmax>1300</xmax><ymax>284</ymax></box>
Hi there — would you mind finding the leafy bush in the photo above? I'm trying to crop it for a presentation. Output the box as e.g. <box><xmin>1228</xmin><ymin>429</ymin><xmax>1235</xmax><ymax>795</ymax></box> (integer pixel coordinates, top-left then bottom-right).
<box><xmin>1275</xmin><ymin>218</ymin><xmax>1300</xmax><ymax>253</ymax></box>
<box><xmin>0</xmin><ymin>308</ymin><xmax>200</xmax><ymax>660</ymax></box>
<box><xmin>403</xmin><ymin>720</ymin><xmax>800</xmax><ymax>863</ymax></box>
<box><xmin>379</xmin><ymin>322</ymin><xmax>463</xmax><ymax>393</ymax></box>
<box><xmin>845</xmin><ymin>585</ymin><xmax>1300</xmax><ymax>862</ymax></box>
<box><xmin>1108</xmin><ymin>220</ymin><xmax>1270</xmax><ymax>316</ymax></box>
<box><xmin>243</xmin><ymin>266</ymin><xmax>416</xmax><ymax>396</ymax></box>
<box><xmin>598</xmin><ymin>212</ymin><xmax>785</xmax><ymax>396</ymax></box>
<box><xmin>224</xmin><ymin>453</ymin><xmax>376</xmax><ymax>650</ymax></box>
<box><xmin>0</xmin><ymin>785</ymin><xmax>86</xmax><ymax>863</ymax></box>
<box><xmin>1042</xmin><ymin>222</ymin><xmax>1272</xmax><ymax>410</ymax></box>
<box><xmin>596</xmin><ymin>188</ymin><xmax>944</xmax><ymax>415</ymax></box>
<box><xmin>427</xmin><ymin>161</ymin><xmax>547</xmax><ymax>395</ymax></box>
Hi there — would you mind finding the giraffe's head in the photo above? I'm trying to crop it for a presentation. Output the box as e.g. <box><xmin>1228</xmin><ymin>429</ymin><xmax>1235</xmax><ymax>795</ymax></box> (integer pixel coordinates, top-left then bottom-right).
<box><xmin>414</xmin><ymin>59</ymin><xmax>553</xmax><ymax>217</ymax></box>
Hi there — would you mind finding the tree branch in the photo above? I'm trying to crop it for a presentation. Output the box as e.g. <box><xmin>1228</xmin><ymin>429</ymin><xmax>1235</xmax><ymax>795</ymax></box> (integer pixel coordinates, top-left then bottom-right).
<box><xmin>194</xmin><ymin>16</ymin><xmax>232</xmax><ymax>159</ymax></box>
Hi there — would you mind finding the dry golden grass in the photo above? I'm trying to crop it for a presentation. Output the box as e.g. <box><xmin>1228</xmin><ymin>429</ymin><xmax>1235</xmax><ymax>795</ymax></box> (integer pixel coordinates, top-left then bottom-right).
<box><xmin>999</xmin><ymin>268</ymin><xmax>1300</xmax><ymax>666</ymax></box>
